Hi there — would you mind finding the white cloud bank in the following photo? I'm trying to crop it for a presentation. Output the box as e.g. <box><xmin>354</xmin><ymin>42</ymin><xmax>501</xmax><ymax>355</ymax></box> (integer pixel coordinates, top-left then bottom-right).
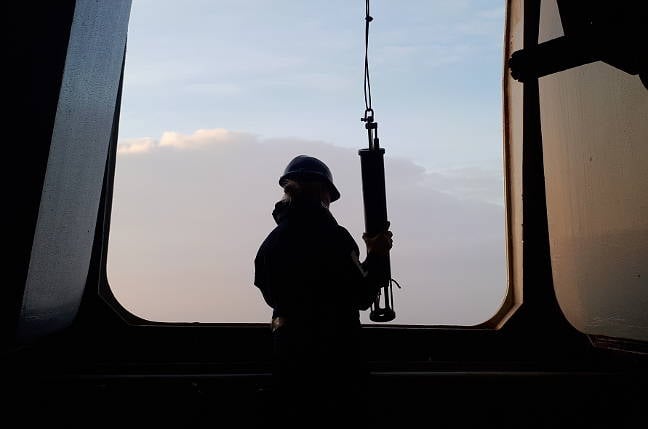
<box><xmin>109</xmin><ymin>129</ymin><xmax>506</xmax><ymax>325</ymax></box>
<box><xmin>116</xmin><ymin>137</ymin><xmax>157</xmax><ymax>155</ymax></box>
<box><xmin>118</xmin><ymin>128</ymin><xmax>257</xmax><ymax>152</ymax></box>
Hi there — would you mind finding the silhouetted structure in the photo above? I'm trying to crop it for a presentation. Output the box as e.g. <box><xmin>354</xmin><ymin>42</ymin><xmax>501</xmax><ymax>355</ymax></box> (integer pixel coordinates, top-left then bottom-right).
<box><xmin>6</xmin><ymin>1</ymin><xmax>647</xmax><ymax>429</ymax></box>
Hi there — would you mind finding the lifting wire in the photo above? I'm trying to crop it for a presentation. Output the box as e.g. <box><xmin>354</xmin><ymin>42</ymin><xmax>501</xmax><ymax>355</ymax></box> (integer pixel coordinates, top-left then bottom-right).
<box><xmin>363</xmin><ymin>0</ymin><xmax>374</xmax><ymax>125</ymax></box>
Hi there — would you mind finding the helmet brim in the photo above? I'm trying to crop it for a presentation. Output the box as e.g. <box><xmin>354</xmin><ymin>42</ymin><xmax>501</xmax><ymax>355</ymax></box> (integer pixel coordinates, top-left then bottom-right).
<box><xmin>279</xmin><ymin>171</ymin><xmax>340</xmax><ymax>202</ymax></box>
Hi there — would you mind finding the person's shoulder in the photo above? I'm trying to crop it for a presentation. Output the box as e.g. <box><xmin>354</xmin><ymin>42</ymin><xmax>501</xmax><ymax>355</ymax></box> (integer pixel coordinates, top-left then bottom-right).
<box><xmin>335</xmin><ymin>225</ymin><xmax>359</xmax><ymax>251</ymax></box>
<box><xmin>257</xmin><ymin>225</ymin><xmax>281</xmax><ymax>250</ymax></box>
<box><xmin>257</xmin><ymin>222</ymin><xmax>294</xmax><ymax>252</ymax></box>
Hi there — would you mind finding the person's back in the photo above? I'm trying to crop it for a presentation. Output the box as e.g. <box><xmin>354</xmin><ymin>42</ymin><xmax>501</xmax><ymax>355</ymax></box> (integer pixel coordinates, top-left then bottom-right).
<box><xmin>254</xmin><ymin>155</ymin><xmax>393</xmax><ymax>427</ymax></box>
<box><xmin>258</xmin><ymin>199</ymin><xmax>367</xmax><ymax>333</ymax></box>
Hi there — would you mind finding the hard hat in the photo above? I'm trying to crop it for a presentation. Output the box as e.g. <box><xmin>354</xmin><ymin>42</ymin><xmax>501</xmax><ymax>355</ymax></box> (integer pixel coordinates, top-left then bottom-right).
<box><xmin>279</xmin><ymin>155</ymin><xmax>340</xmax><ymax>202</ymax></box>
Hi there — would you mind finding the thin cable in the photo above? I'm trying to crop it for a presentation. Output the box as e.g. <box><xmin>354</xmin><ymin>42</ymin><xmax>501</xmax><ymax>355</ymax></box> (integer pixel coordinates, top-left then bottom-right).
<box><xmin>363</xmin><ymin>0</ymin><xmax>373</xmax><ymax>112</ymax></box>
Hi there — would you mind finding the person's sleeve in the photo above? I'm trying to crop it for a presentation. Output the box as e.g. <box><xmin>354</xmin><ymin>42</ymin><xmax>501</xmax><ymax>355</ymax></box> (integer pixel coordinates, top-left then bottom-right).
<box><xmin>254</xmin><ymin>250</ymin><xmax>275</xmax><ymax>308</ymax></box>
<box><xmin>340</xmin><ymin>228</ymin><xmax>382</xmax><ymax>311</ymax></box>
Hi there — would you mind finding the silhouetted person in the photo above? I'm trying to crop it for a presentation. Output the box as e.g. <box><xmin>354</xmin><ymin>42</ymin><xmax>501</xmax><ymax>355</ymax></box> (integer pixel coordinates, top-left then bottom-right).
<box><xmin>254</xmin><ymin>155</ymin><xmax>393</xmax><ymax>428</ymax></box>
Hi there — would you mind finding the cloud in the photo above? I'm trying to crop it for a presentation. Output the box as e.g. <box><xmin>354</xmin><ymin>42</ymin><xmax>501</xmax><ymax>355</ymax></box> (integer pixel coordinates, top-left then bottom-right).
<box><xmin>423</xmin><ymin>166</ymin><xmax>504</xmax><ymax>205</ymax></box>
<box><xmin>119</xmin><ymin>129</ymin><xmax>259</xmax><ymax>153</ymax></box>
<box><xmin>108</xmin><ymin>128</ymin><xmax>506</xmax><ymax>325</ymax></box>
<box><xmin>116</xmin><ymin>137</ymin><xmax>157</xmax><ymax>155</ymax></box>
<box><xmin>159</xmin><ymin>128</ymin><xmax>257</xmax><ymax>149</ymax></box>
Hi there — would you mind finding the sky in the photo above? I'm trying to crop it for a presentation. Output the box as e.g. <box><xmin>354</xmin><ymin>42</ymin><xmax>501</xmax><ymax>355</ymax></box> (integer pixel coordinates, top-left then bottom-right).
<box><xmin>107</xmin><ymin>0</ymin><xmax>508</xmax><ymax>325</ymax></box>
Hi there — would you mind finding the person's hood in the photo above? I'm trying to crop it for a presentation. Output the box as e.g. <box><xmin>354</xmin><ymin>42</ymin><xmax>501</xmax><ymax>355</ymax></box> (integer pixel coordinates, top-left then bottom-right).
<box><xmin>271</xmin><ymin>200</ymin><xmax>336</xmax><ymax>226</ymax></box>
<box><xmin>271</xmin><ymin>200</ymin><xmax>291</xmax><ymax>224</ymax></box>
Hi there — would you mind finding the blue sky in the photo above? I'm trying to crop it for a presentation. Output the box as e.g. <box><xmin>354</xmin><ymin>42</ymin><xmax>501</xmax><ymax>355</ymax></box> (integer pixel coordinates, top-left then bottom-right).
<box><xmin>120</xmin><ymin>0</ymin><xmax>504</xmax><ymax>169</ymax></box>
<box><xmin>109</xmin><ymin>1</ymin><xmax>508</xmax><ymax>325</ymax></box>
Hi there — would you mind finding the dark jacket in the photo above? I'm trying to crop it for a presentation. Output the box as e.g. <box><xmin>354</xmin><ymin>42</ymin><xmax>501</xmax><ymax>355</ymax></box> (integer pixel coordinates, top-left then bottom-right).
<box><xmin>254</xmin><ymin>200</ymin><xmax>381</xmax><ymax>335</ymax></box>
<box><xmin>255</xmin><ymin>200</ymin><xmax>378</xmax><ymax>425</ymax></box>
